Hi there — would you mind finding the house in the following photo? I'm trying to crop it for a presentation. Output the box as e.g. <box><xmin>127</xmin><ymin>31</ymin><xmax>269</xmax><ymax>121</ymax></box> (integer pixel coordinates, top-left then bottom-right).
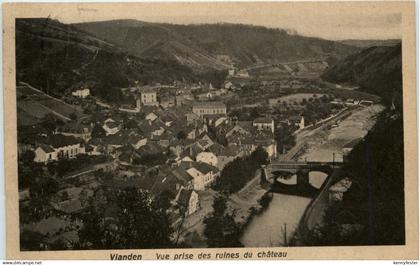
<box><xmin>196</xmin><ymin>151</ymin><xmax>218</xmax><ymax>167</ymax></box>
<box><xmin>34</xmin><ymin>144</ymin><xmax>57</xmax><ymax>163</ymax></box>
<box><xmin>197</xmin><ymin>92</ymin><xmax>212</xmax><ymax>101</ymax></box>
<box><xmin>175</xmin><ymin>92</ymin><xmax>194</xmax><ymax>106</ymax></box>
<box><xmin>176</xmin><ymin>189</ymin><xmax>200</xmax><ymax>216</ymax></box>
<box><xmin>224</xmin><ymin>81</ymin><xmax>234</xmax><ymax>90</ymax></box>
<box><xmin>145</xmin><ymin>112</ymin><xmax>159</xmax><ymax>122</ymax></box>
<box><xmin>192</xmin><ymin>102</ymin><xmax>227</xmax><ymax>117</ymax></box>
<box><xmin>102</xmin><ymin>121</ymin><xmax>121</xmax><ymax>135</ymax></box>
<box><xmin>33</xmin><ymin>134</ymin><xmax>85</xmax><ymax>163</ymax></box>
<box><xmin>159</xmin><ymin>96</ymin><xmax>175</xmax><ymax>109</ymax></box>
<box><xmin>128</xmin><ymin>135</ymin><xmax>148</xmax><ymax>150</ymax></box>
<box><xmin>72</xmin><ymin>88</ymin><xmax>90</xmax><ymax>98</ymax></box>
<box><xmin>197</xmin><ymin>137</ymin><xmax>214</xmax><ymax>150</ymax></box>
<box><xmin>140</xmin><ymin>87</ymin><xmax>158</xmax><ymax>106</ymax></box>
<box><xmin>87</xmin><ymin>138</ymin><xmax>106</xmax><ymax>156</ymax></box>
<box><xmin>345</xmin><ymin>98</ymin><xmax>360</xmax><ymax>106</ymax></box>
<box><xmin>224</xmin><ymin>121</ymin><xmax>253</xmax><ymax>138</ymax></box>
<box><xmin>253</xmin><ymin>117</ymin><xmax>275</xmax><ymax>133</ymax></box>
<box><xmin>228</xmin><ymin>68</ymin><xmax>236</xmax><ymax>76</ymax></box>
<box><xmin>228</xmin><ymin>131</ymin><xmax>277</xmax><ymax>158</ymax></box>
<box><xmin>170</xmin><ymin>167</ymin><xmax>194</xmax><ymax>190</ymax></box>
<box><xmin>208</xmin><ymin>143</ymin><xmax>243</xmax><ymax>170</ymax></box>
<box><xmin>236</xmin><ymin>69</ymin><xmax>249</xmax><ymax>78</ymax></box>
<box><xmin>185</xmin><ymin>162</ymin><xmax>220</xmax><ymax>190</ymax></box>
<box><xmin>287</xmin><ymin>115</ymin><xmax>305</xmax><ymax>130</ymax></box>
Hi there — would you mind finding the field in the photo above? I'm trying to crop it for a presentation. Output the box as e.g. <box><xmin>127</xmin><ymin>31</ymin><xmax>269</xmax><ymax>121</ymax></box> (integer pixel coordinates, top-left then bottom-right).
<box><xmin>268</xmin><ymin>93</ymin><xmax>326</xmax><ymax>108</ymax></box>
<box><xmin>16</xmin><ymin>83</ymin><xmax>85</xmax><ymax>126</ymax></box>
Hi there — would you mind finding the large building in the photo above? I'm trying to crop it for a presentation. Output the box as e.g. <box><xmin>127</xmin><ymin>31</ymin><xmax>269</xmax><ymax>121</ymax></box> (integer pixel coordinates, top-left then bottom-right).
<box><xmin>253</xmin><ymin>117</ymin><xmax>275</xmax><ymax>133</ymax></box>
<box><xmin>192</xmin><ymin>101</ymin><xmax>227</xmax><ymax>117</ymax></box>
<box><xmin>34</xmin><ymin>134</ymin><xmax>85</xmax><ymax>164</ymax></box>
<box><xmin>140</xmin><ymin>87</ymin><xmax>158</xmax><ymax>106</ymax></box>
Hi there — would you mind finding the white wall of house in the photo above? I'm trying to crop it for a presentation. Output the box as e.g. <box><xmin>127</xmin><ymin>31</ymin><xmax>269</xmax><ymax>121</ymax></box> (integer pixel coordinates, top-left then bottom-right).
<box><xmin>187</xmin><ymin>168</ymin><xmax>205</xmax><ymax>190</ymax></box>
<box><xmin>141</xmin><ymin>92</ymin><xmax>158</xmax><ymax>106</ymax></box>
<box><xmin>253</xmin><ymin>121</ymin><xmax>275</xmax><ymax>133</ymax></box>
<box><xmin>55</xmin><ymin>144</ymin><xmax>85</xmax><ymax>159</ymax></box>
<box><xmin>34</xmin><ymin>143</ymin><xmax>85</xmax><ymax>163</ymax></box>
<box><xmin>34</xmin><ymin>147</ymin><xmax>57</xmax><ymax>163</ymax></box>
<box><xmin>264</xmin><ymin>143</ymin><xmax>277</xmax><ymax>158</ymax></box>
<box><xmin>72</xmin><ymin>88</ymin><xmax>90</xmax><ymax>98</ymax></box>
<box><xmin>187</xmin><ymin>191</ymin><xmax>200</xmax><ymax>215</ymax></box>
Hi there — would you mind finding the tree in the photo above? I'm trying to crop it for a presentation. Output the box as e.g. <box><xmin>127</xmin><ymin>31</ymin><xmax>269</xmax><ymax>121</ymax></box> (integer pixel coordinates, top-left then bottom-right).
<box><xmin>203</xmin><ymin>194</ymin><xmax>243</xmax><ymax>247</ymax></box>
<box><xmin>249</xmin><ymin>146</ymin><xmax>269</xmax><ymax>166</ymax></box>
<box><xmin>275</xmin><ymin>125</ymin><xmax>296</xmax><ymax>154</ymax></box>
<box><xmin>124</xmin><ymin>119</ymin><xmax>139</xmax><ymax>130</ymax></box>
<box><xmin>20</xmin><ymin>150</ymin><xmax>35</xmax><ymax>164</ymax></box>
<box><xmin>79</xmin><ymin>187</ymin><xmax>174</xmax><ymax>249</ymax></box>
<box><xmin>214</xmin><ymin>148</ymin><xmax>268</xmax><ymax>193</ymax></box>
<box><xmin>250</xmin><ymin>108</ymin><xmax>260</xmax><ymax>119</ymax></box>
<box><xmin>41</xmin><ymin>113</ymin><xmax>61</xmax><ymax>134</ymax></box>
<box><xmin>69</xmin><ymin>112</ymin><xmax>77</xmax><ymax>121</ymax></box>
<box><xmin>155</xmin><ymin>190</ymin><xmax>172</xmax><ymax>211</ymax></box>
<box><xmin>91</xmin><ymin>123</ymin><xmax>106</xmax><ymax>138</ymax></box>
<box><xmin>176</xmin><ymin>130</ymin><xmax>187</xmax><ymax>140</ymax></box>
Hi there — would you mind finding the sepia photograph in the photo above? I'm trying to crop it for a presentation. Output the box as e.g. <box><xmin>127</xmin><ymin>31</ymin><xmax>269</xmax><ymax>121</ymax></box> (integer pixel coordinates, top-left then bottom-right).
<box><xmin>2</xmin><ymin>1</ymin><xmax>418</xmax><ymax>260</ymax></box>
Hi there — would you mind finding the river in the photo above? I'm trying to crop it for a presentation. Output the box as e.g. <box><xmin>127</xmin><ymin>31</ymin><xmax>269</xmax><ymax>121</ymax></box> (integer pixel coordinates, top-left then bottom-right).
<box><xmin>240</xmin><ymin>173</ymin><xmax>327</xmax><ymax>247</ymax></box>
<box><xmin>240</xmin><ymin>104</ymin><xmax>384</xmax><ymax>247</ymax></box>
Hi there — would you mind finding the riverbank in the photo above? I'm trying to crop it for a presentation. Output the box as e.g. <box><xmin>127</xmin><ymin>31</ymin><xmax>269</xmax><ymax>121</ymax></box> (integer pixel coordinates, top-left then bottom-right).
<box><xmin>179</xmin><ymin>169</ymin><xmax>268</xmax><ymax>247</ymax></box>
<box><xmin>292</xmin><ymin>104</ymin><xmax>385</xmax><ymax>245</ymax></box>
<box><xmin>240</xmin><ymin>104</ymin><xmax>384</xmax><ymax>247</ymax></box>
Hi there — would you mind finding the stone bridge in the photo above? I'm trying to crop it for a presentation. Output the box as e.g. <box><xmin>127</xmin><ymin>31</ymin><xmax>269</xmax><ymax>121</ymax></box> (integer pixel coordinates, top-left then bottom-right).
<box><xmin>262</xmin><ymin>161</ymin><xmax>343</xmax><ymax>197</ymax></box>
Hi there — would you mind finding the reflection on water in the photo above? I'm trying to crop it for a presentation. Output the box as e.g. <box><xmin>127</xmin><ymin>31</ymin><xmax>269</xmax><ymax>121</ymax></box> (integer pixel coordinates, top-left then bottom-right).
<box><xmin>275</xmin><ymin>171</ymin><xmax>328</xmax><ymax>188</ymax></box>
<box><xmin>240</xmin><ymin>194</ymin><xmax>311</xmax><ymax>247</ymax></box>
<box><xmin>309</xmin><ymin>171</ymin><xmax>328</xmax><ymax>189</ymax></box>
<box><xmin>240</xmin><ymin>172</ymin><xmax>328</xmax><ymax>247</ymax></box>
<box><xmin>277</xmin><ymin>175</ymin><xmax>297</xmax><ymax>185</ymax></box>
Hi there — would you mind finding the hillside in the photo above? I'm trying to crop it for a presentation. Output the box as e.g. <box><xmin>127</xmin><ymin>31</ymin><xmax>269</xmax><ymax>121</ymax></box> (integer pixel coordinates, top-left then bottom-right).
<box><xmin>16</xmin><ymin>18</ymin><xmax>221</xmax><ymax>103</ymax></box>
<box><xmin>321</xmin><ymin>43</ymin><xmax>402</xmax><ymax>108</ymax></box>
<box><xmin>339</xmin><ymin>39</ymin><xmax>401</xmax><ymax>48</ymax></box>
<box><xmin>73</xmin><ymin>20</ymin><xmax>358</xmax><ymax>70</ymax></box>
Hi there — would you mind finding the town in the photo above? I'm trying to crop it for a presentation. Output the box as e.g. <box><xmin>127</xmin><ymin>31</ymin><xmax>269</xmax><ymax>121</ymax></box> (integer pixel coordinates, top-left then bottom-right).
<box><xmin>15</xmin><ymin>16</ymin><xmax>404</xmax><ymax>251</ymax></box>
<box><xmin>17</xmin><ymin>66</ymin><xmax>378</xmax><ymax>249</ymax></box>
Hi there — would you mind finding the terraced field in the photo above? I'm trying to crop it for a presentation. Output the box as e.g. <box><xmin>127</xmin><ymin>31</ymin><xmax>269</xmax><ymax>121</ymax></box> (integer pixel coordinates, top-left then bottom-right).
<box><xmin>16</xmin><ymin>83</ymin><xmax>85</xmax><ymax>126</ymax></box>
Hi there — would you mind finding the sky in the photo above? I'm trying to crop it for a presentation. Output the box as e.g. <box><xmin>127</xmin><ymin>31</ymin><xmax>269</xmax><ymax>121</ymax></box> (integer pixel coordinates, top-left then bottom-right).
<box><xmin>51</xmin><ymin>2</ymin><xmax>402</xmax><ymax>41</ymax></box>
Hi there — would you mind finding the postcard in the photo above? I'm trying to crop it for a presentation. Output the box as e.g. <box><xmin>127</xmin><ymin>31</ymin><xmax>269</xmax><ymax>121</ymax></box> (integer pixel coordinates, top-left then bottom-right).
<box><xmin>2</xmin><ymin>1</ymin><xmax>418</xmax><ymax>260</ymax></box>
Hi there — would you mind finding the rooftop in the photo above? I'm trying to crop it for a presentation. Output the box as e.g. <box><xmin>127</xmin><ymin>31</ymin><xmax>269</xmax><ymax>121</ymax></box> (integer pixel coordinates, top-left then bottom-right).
<box><xmin>177</xmin><ymin>189</ymin><xmax>193</xmax><ymax>207</ymax></box>
<box><xmin>253</xmin><ymin>117</ymin><xmax>274</xmax><ymax>124</ymax></box>
<box><xmin>45</xmin><ymin>134</ymin><xmax>82</xmax><ymax>148</ymax></box>
<box><xmin>192</xmin><ymin>101</ymin><xmax>226</xmax><ymax>109</ymax></box>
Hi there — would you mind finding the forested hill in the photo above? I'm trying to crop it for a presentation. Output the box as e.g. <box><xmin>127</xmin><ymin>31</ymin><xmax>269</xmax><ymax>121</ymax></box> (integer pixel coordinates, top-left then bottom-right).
<box><xmin>308</xmin><ymin>43</ymin><xmax>405</xmax><ymax>247</ymax></box>
<box><xmin>321</xmin><ymin>43</ymin><xmax>402</xmax><ymax>108</ymax></box>
<box><xmin>16</xmin><ymin>18</ymin><xmax>224</xmax><ymax>102</ymax></box>
<box><xmin>338</xmin><ymin>39</ymin><xmax>401</xmax><ymax>48</ymax></box>
<box><xmin>73</xmin><ymin>19</ymin><xmax>358</xmax><ymax>70</ymax></box>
